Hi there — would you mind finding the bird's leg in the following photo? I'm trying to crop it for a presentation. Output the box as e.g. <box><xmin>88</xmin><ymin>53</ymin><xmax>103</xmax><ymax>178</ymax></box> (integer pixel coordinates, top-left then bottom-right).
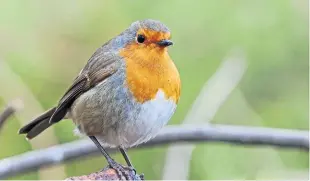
<box><xmin>119</xmin><ymin>146</ymin><xmax>140</xmax><ymax>177</ymax></box>
<box><xmin>89</xmin><ymin>136</ymin><xmax>116</xmax><ymax>166</ymax></box>
<box><xmin>89</xmin><ymin>136</ymin><xmax>131</xmax><ymax>180</ymax></box>
<box><xmin>119</xmin><ymin>147</ymin><xmax>133</xmax><ymax>167</ymax></box>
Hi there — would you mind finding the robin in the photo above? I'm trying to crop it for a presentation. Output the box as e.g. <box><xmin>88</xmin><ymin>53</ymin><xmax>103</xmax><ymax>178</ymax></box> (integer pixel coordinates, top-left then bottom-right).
<box><xmin>19</xmin><ymin>19</ymin><xmax>181</xmax><ymax>175</ymax></box>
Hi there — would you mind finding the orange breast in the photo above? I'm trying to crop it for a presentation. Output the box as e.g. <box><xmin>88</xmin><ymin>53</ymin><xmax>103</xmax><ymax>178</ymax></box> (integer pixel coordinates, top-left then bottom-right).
<box><xmin>119</xmin><ymin>43</ymin><xmax>181</xmax><ymax>104</ymax></box>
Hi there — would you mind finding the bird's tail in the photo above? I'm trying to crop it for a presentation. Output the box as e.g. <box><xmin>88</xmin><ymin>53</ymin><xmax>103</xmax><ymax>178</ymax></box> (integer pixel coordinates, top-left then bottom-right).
<box><xmin>19</xmin><ymin>107</ymin><xmax>56</xmax><ymax>139</ymax></box>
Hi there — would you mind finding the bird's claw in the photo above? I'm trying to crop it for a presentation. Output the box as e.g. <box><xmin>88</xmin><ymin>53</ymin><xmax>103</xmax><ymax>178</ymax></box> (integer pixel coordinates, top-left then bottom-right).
<box><xmin>107</xmin><ymin>159</ymin><xmax>128</xmax><ymax>180</ymax></box>
<box><xmin>127</xmin><ymin>166</ymin><xmax>136</xmax><ymax>175</ymax></box>
<box><xmin>139</xmin><ymin>173</ymin><xmax>144</xmax><ymax>180</ymax></box>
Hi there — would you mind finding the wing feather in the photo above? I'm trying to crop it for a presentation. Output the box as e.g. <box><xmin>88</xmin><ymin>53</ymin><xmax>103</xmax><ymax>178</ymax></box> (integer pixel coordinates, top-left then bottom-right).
<box><xmin>49</xmin><ymin>52</ymin><xmax>119</xmax><ymax>124</ymax></box>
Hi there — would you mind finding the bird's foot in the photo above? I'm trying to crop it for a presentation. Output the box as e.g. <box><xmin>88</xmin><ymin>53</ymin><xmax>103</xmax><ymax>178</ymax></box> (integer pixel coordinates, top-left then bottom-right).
<box><xmin>127</xmin><ymin>166</ymin><xmax>144</xmax><ymax>181</ymax></box>
<box><xmin>107</xmin><ymin>159</ymin><xmax>128</xmax><ymax>180</ymax></box>
<box><xmin>107</xmin><ymin>159</ymin><xmax>143</xmax><ymax>180</ymax></box>
<box><xmin>127</xmin><ymin>166</ymin><xmax>136</xmax><ymax>175</ymax></box>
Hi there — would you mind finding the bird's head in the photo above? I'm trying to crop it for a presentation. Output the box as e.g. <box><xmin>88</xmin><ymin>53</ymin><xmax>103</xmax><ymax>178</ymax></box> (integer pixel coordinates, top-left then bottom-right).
<box><xmin>109</xmin><ymin>19</ymin><xmax>173</xmax><ymax>53</ymax></box>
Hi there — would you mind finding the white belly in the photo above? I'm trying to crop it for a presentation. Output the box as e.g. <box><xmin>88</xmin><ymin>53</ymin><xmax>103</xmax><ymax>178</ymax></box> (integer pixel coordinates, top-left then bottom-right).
<box><xmin>97</xmin><ymin>89</ymin><xmax>177</xmax><ymax>148</ymax></box>
<box><xmin>129</xmin><ymin>89</ymin><xmax>177</xmax><ymax>146</ymax></box>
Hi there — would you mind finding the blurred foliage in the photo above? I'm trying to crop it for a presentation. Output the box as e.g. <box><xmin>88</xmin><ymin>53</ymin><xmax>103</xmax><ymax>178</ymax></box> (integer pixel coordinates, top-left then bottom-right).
<box><xmin>0</xmin><ymin>0</ymin><xmax>308</xmax><ymax>180</ymax></box>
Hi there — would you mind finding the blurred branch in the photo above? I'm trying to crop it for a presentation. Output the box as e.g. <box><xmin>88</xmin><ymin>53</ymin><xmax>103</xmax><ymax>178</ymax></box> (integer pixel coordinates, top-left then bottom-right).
<box><xmin>0</xmin><ymin>59</ymin><xmax>66</xmax><ymax>179</ymax></box>
<box><xmin>66</xmin><ymin>166</ymin><xmax>144</xmax><ymax>181</ymax></box>
<box><xmin>0</xmin><ymin>124</ymin><xmax>308</xmax><ymax>179</ymax></box>
<box><xmin>0</xmin><ymin>99</ymin><xmax>23</xmax><ymax>132</ymax></box>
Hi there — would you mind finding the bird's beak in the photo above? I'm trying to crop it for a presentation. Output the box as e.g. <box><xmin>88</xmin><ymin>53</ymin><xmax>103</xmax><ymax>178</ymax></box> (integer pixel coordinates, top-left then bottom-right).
<box><xmin>157</xmin><ymin>39</ymin><xmax>173</xmax><ymax>47</ymax></box>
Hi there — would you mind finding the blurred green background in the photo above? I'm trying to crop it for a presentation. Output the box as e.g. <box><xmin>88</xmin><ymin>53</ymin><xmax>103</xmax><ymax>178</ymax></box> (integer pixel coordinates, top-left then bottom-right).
<box><xmin>0</xmin><ymin>0</ymin><xmax>308</xmax><ymax>180</ymax></box>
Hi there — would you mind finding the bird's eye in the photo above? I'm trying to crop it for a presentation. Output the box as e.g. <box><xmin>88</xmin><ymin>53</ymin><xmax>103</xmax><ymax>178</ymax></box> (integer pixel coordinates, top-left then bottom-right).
<box><xmin>137</xmin><ymin>34</ymin><xmax>146</xmax><ymax>43</ymax></box>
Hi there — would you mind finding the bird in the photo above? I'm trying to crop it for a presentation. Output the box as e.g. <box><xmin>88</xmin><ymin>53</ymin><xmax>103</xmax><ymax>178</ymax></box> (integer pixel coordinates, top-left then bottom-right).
<box><xmin>19</xmin><ymin>19</ymin><xmax>181</xmax><ymax>175</ymax></box>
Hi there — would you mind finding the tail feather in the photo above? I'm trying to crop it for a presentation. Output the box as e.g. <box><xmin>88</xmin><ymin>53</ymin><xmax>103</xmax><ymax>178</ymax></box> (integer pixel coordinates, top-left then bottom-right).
<box><xmin>19</xmin><ymin>107</ymin><xmax>56</xmax><ymax>139</ymax></box>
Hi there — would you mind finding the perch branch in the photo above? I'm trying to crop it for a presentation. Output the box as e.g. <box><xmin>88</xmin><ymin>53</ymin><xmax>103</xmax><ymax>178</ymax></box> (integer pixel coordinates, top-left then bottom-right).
<box><xmin>65</xmin><ymin>166</ymin><xmax>144</xmax><ymax>181</ymax></box>
<box><xmin>0</xmin><ymin>124</ymin><xmax>308</xmax><ymax>178</ymax></box>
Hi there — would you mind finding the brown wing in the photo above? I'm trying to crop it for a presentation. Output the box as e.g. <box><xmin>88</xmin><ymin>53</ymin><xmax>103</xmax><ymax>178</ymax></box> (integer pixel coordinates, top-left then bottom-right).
<box><xmin>49</xmin><ymin>51</ymin><xmax>119</xmax><ymax>124</ymax></box>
